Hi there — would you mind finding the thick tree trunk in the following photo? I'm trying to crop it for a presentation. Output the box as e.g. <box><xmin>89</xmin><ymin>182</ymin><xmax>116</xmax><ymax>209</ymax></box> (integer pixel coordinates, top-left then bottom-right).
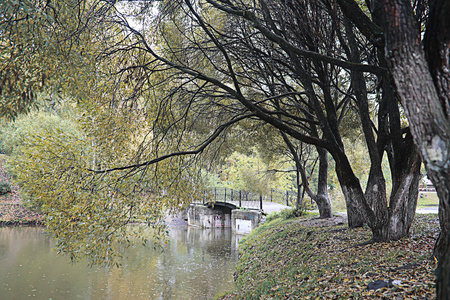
<box><xmin>375</xmin><ymin>0</ymin><xmax>450</xmax><ymax>298</ymax></box>
<box><xmin>424</xmin><ymin>0</ymin><xmax>450</xmax><ymax>262</ymax></box>
<box><xmin>438</xmin><ymin>248</ymin><xmax>450</xmax><ymax>300</ymax></box>
<box><xmin>369</xmin><ymin>159</ymin><xmax>420</xmax><ymax>241</ymax></box>
<box><xmin>423</xmin><ymin>1</ymin><xmax>450</xmax><ymax>297</ymax></box>
<box><xmin>337</xmin><ymin>0</ymin><xmax>423</xmax><ymax>242</ymax></box>
<box><xmin>434</xmin><ymin>199</ymin><xmax>450</xmax><ymax>260</ymax></box>
<box><xmin>364</xmin><ymin>172</ymin><xmax>389</xmax><ymax>240</ymax></box>
<box><xmin>387</xmin><ymin>132</ymin><xmax>422</xmax><ymax>240</ymax></box>
<box><xmin>333</xmin><ymin>151</ymin><xmax>374</xmax><ymax>228</ymax></box>
<box><xmin>343</xmin><ymin>15</ymin><xmax>392</xmax><ymax>234</ymax></box>
<box><xmin>340</xmin><ymin>184</ymin><xmax>366</xmax><ymax>228</ymax></box>
<box><xmin>377</xmin><ymin>148</ymin><xmax>421</xmax><ymax>240</ymax></box>
<box><xmin>435</xmin><ymin>181</ymin><xmax>450</xmax><ymax>299</ymax></box>
<box><xmin>333</xmin><ymin>133</ymin><xmax>420</xmax><ymax>240</ymax></box>
<box><xmin>316</xmin><ymin>147</ymin><xmax>332</xmax><ymax>218</ymax></box>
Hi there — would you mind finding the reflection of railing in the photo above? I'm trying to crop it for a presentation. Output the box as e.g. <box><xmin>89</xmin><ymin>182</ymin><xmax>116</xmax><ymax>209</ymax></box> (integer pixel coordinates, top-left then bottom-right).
<box><xmin>194</xmin><ymin>187</ymin><xmax>298</xmax><ymax>210</ymax></box>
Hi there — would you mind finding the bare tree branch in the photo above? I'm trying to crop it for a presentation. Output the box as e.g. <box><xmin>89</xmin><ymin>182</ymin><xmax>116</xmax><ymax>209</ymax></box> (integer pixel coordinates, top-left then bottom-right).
<box><xmin>206</xmin><ymin>0</ymin><xmax>386</xmax><ymax>75</ymax></box>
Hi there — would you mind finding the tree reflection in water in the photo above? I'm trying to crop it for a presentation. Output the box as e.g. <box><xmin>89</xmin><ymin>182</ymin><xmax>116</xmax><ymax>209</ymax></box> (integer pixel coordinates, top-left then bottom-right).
<box><xmin>0</xmin><ymin>226</ymin><xmax>239</xmax><ymax>299</ymax></box>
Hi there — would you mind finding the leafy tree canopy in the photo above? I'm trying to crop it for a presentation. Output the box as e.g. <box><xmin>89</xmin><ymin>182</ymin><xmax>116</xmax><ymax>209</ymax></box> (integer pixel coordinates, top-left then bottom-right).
<box><xmin>0</xmin><ymin>0</ymin><xmax>434</xmax><ymax>268</ymax></box>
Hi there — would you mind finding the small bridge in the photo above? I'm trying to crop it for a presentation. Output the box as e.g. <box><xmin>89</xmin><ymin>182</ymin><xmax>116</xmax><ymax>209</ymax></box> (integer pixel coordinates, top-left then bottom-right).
<box><xmin>193</xmin><ymin>199</ymin><xmax>262</xmax><ymax>211</ymax></box>
<box><xmin>188</xmin><ymin>188</ymin><xmax>299</xmax><ymax>233</ymax></box>
<box><xmin>188</xmin><ymin>201</ymin><xmax>263</xmax><ymax>234</ymax></box>
<box><xmin>188</xmin><ymin>188</ymin><xmax>294</xmax><ymax>234</ymax></box>
<box><xmin>205</xmin><ymin>201</ymin><xmax>239</xmax><ymax>210</ymax></box>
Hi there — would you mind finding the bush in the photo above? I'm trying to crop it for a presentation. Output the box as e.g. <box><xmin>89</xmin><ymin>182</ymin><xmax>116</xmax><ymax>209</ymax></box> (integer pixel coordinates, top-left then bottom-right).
<box><xmin>265</xmin><ymin>207</ymin><xmax>303</xmax><ymax>223</ymax></box>
<box><xmin>0</xmin><ymin>111</ymin><xmax>81</xmax><ymax>156</ymax></box>
<box><xmin>280</xmin><ymin>207</ymin><xmax>304</xmax><ymax>219</ymax></box>
<box><xmin>0</xmin><ymin>182</ymin><xmax>12</xmax><ymax>195</ymax></box>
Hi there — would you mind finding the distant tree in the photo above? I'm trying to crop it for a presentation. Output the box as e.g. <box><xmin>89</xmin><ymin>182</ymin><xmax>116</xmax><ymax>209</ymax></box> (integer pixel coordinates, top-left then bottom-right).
<box><xmin>280</xmin><ymin>133</ymin><xmax>332</xmax><ymax>217</ymax></box>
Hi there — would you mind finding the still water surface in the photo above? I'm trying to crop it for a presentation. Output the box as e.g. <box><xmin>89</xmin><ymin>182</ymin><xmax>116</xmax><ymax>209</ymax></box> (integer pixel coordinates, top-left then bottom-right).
<box><xmin>0</xmin><ymin>226</ymin><xmax>241</xmax><ymax>299</ymax></box>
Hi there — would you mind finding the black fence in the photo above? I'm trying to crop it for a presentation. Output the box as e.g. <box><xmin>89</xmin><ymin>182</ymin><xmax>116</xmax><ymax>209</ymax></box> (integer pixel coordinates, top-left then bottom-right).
<box><xmin>196</xmin><ymin>187</ymin><xmax>299</xmax><ymax>209</ymax></box>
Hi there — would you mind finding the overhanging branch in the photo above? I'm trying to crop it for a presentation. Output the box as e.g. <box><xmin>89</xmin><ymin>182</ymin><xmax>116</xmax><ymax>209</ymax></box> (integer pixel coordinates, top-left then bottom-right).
<box><xmin>88</xmin><ymin>112</ymin><xmax>255</xmax><ymax>174</ymax></box>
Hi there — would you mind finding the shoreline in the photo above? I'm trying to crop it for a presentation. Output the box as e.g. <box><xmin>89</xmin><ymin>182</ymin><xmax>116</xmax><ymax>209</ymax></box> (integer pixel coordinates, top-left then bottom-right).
<box><xmin>0</xmin><ymin>159</ymin><xmax>44</xmax><ymax>226</ymax></box>
<box><xmin>0</xmin><ymin>220</ymin><xmax>43</xmax><ymax>226</ymax></box>
<box><xmin>0</xmin><ymin>201</ymin><xmax>44</xmax><ymax>226</ymax></box>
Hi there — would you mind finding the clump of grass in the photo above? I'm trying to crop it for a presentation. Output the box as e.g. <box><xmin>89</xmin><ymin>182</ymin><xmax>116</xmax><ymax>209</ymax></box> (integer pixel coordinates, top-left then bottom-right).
<box><xmin>266</xmin><ymin>207</ymin><xmax>313</xmax><ymax>224</ymax></box>
<box><xmin>0</xmin><ymin>182</ymin><xmax>11</xmax><ymax>195</ymax></box>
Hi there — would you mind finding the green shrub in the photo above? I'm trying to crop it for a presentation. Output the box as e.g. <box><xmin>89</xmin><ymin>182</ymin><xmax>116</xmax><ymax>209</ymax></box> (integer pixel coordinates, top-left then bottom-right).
<box><xmin>265</xmin><ymin>211</ymin><xmax>281</xmax><ymax>223</ymax></box>
<box><xmin>0</xmin><ymin>111</ymin><xmax>81</xmax><ymax>157</ymax></box>
<box><xmin>0</xmin><ymin>182</ymin><xmax>12</xmax><ymax>195</ymax></box>
<box><xmin>279</xmin><ymin>207</ymin><xmax>303</xmax><ymax>219</ymax></box>
<box><xmin>266</xmin><ymin>207</ymin><xmax>303</xmax><ymax>223</ymax></box>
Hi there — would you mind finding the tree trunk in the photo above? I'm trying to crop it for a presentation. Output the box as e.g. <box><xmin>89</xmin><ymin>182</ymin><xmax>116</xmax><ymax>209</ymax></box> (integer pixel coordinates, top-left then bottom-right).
<box><xmin>281</xmin><ymin>132</ymin><xmax>332</xmax><ymax>218</ymax></box>
<box><xmin>333</xmin><ymin>136</ymin><xmax>420</xmax><ymax>240</ymax></box>
<box><xmin>340</xmin><ymin>184</ymin><xmax>366</xmax><ymax>228</ymax></box>
<box><xmin>343</xmin><ymin>14</ymin><xmax>391</xmax><ymax>234</ymax></box>
<box><xmin>434</xmin><ymin>196</ymin><xmax>450</xmax><ymax>261</ymax></box>
<box><xmin>387</xmin><ymin>132</ymin><xmax>422</xmax><ymax>239</ymax></box>
<box><xmin>296</xmin><ymin>184</ymin><xmax>304</xmax><ymax>211</ymax></box>
<box><xmin>316</xmin><ymin>147</ymin><xmax>332</xmax><ymax>218</ymax></box>
<box><xmin>374</xmin><ymin>147</ymin><xmax>422</xmax><ymax>241</ymax></box>
<box><xmin>435</xmin><ymin>181</ymin><xmax>450</xmax><ymax>299</ymax></box>
<box><xmin>364</xmin><ymin>171</ymin><xmax>389</xmax><ymax>240</ymax></box>
<box><xmin>367</xmin><ymin>154</ymin><xmax>420</xmax><ymax>241</ymax></box>
<box><xmin>295</xmin><ymin>167</ymin><xmax>303</xmax><ymax>210</ymax></box>
<box><xmin>337</xmin><ymin>0</ymin><xmax>423</xmax><ymax>242</ymax></box>
<box><xmin>374</xmin><ymin>0</ymin><xmax>450</xmax><ymax>298</ymax></box>
<box><xmin>423</xmin><ymin>0</ymin><xmax>450</xmax><ymax>296</ymax></box>
<box><xmin>437</xmin><ymin>247</ymin><xmax>450</xmax><ymax>300</ymax></box>
<box><xmin>332</xmin><ymin>150</ymin><xmax>374</xmax><ymax>228</ymax></box>
<box><xmin>424</xmin><ymin>0</ymin><xmax>450</xmax><ymax>262</ymax></box>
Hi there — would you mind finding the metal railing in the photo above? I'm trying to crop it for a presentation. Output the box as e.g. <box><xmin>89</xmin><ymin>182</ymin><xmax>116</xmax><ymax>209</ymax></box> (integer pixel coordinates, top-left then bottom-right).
<box><xmin>194</xmin><ymin>187</ymin><xmax>298</xmax><ymax>210</ymax></box>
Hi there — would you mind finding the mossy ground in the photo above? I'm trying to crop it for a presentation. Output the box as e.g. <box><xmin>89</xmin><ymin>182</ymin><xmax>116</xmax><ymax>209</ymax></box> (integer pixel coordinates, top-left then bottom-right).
<box><xmin>221</xmin><ymin>214</ymin><xmax>438</xmax><ymax>299</ymax></box>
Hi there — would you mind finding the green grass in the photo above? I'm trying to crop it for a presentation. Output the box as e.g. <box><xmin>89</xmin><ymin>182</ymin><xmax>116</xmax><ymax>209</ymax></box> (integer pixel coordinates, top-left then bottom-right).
<box><xmin>332</xmin><ymin>191</ymin><xmax>438</xmax><ymax>213</ymax></box>
<box><xmin>417</xmin><ymin>191</ymin><xmax>439</xmax><ymax>208</ymax></box>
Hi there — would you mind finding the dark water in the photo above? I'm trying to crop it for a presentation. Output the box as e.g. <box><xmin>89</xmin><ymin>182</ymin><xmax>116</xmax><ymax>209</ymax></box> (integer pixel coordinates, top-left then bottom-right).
<box><xmin>0</xmin><ymin>226</ymin><xmax>242</xmax><ymax>299</ymax></box>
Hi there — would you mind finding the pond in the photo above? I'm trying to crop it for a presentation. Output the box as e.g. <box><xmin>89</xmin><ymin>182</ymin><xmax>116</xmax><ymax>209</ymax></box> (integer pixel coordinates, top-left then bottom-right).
<box><xmin>0</xmin><ymin>226</ymin><xmax>242</xmax><ymax>299</ymax></box>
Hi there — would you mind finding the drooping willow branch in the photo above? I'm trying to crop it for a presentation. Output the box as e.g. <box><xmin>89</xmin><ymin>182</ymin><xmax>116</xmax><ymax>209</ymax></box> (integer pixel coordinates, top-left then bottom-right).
<box><xmin>87</xmin><ymin>112</ymin><xmax>255</xmax><ymax>174</ymax></box>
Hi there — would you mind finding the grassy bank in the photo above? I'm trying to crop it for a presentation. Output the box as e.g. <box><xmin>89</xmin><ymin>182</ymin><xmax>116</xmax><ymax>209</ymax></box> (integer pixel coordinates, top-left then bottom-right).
<box><xmin>222</xmin><ymin>213</ymin><xmax>438</xmax><ymax>299</ymax></box>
